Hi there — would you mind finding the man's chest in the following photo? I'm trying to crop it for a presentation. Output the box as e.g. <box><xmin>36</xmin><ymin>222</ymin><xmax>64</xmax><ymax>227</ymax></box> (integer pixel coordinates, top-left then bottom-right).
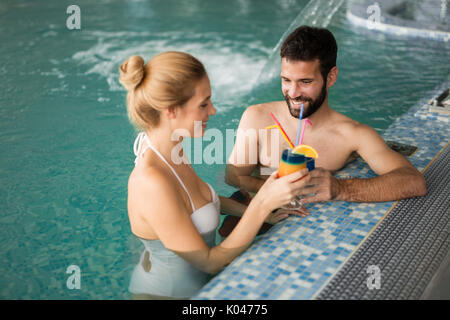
<box><xmin>258</xmin><ymin>129</ymin><xmax>354</xmax><ymax>172</ymax></box>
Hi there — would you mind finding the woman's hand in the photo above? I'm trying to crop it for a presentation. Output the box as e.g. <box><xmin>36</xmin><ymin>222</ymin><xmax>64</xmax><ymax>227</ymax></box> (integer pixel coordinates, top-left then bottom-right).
<box><xmin>252</xmin><ymin>168</ymin><xmax>311</xmax><ymax>215</ymax></box>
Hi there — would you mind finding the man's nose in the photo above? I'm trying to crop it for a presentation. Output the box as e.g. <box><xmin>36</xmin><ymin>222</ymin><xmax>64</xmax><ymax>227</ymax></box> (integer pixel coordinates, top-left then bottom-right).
<box><xmin>288</xmin><ymin>83</ymin><xmax>302</xmax><ymax>99</ymax></box>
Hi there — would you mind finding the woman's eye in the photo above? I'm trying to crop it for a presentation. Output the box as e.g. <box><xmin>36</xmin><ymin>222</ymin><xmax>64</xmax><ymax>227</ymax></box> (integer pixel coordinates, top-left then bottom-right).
<box><xmin>200</xmin><ymin>103</ymin><xmax>208</xmax><ymax>108</ymax></box>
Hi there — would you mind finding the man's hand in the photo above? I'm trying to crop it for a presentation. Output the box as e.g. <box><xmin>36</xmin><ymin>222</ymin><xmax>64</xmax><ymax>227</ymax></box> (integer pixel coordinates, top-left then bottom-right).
<box><xmin>299</xmin><ymin>166</ymin><xmax>426</xmax><ymax>204</ymax></box>
<box><xmin>299</xmin><ymin>168</ymin><xmax>342</xmax><ymax>204</ymax></box>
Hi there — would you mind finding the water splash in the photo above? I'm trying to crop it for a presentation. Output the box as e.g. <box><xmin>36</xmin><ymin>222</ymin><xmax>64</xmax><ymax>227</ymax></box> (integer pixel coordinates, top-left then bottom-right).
<box><xmin>72</xmin><ymin>31</ymin><xmax>270</xmax><ymax>112</ymax></box>
<box><xmin>253</xmin><ymin>0</ymin><xmax>345</xmax><ymax>92</ymax></box>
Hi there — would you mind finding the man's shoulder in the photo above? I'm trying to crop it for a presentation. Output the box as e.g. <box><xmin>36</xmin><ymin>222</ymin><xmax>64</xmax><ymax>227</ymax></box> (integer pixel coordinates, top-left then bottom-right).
<box><xmin>328</xmin><ymin>110</ymin><xmax>365</xmax><ymax>135</ymax></box>
<box><xmin>245</xmin><ymin>101</ymin><xmax>284</xmax><ymax>114</ymax></box>
<box><xmin>242</xmin><ymin>101</ymin><xmax>285</xmax><ymax>125</ymax></box>
<box><xmin>328</xmin><ymin>110</ymin><xmax>381</xmax><ymax>146</ymax></box>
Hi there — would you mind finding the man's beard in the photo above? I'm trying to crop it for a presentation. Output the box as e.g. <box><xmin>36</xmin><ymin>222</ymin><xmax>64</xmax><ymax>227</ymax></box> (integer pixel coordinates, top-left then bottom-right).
<box><xmin>284</xmin><ymin>81</ymin><xmax>328</xmax><ymax>119</ymax></box>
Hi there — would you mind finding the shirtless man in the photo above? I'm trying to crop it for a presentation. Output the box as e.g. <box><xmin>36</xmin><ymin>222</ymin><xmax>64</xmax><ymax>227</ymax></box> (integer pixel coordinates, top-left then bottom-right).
<box><xmin>221</xmin><ymin>26</ymin><xmax>426</xmax><ymax>236</ymax></box>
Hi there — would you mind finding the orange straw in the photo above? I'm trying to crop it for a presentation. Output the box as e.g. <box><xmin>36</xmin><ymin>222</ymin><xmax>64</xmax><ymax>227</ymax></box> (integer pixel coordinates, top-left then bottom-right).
<box><xmin>269</xmin><ymin>112</ymin><xmax>294</xmax><ymax>149</ymax></box>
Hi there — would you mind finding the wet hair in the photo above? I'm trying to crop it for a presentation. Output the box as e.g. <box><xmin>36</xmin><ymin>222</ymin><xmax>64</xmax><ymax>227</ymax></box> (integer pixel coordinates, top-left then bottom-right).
<box><xmin>119</xmin><ymin>51</ymin><xmax>207</xmax><ymax>130</ymax></box>
<box><xmin>280</xmin><ymin>25</ymin><xmax>337</xmax><ymax>81</ymax></box>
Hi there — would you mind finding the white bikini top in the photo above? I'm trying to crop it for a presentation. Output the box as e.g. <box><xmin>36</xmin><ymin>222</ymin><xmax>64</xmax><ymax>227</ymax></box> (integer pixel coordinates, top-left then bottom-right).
<box><xmin>133</xmin><ymin>132</ymin><xmax>220</xmax><ymax>235</ymax></box>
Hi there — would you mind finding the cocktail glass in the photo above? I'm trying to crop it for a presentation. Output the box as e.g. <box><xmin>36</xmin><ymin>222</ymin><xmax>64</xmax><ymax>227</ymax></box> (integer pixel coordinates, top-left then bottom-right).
<box><xmin>278</xmin><ymin>149</ymin><xmax>307</xmax><ymax>210</ymax></box>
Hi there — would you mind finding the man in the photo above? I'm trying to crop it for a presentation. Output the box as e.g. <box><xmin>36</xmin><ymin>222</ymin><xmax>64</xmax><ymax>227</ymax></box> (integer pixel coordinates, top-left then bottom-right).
<box><xmin>220</xmin><ymin>26</ymin><xmax>426</xmax><ymax>237</ymax></box>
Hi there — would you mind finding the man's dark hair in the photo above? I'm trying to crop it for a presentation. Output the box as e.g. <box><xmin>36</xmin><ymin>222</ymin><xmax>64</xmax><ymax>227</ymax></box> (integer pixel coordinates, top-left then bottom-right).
<box><xmin>280</xmin><ymin>25</ymin><xmax>337</xmax><ymax>81</ymax></box>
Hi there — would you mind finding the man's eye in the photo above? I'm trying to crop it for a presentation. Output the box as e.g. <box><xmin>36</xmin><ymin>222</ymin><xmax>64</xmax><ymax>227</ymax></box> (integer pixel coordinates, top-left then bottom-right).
<box><xmin>201</xmin><ymin>103</ymin><xmax>208</xmax><ymax>108</ymax></box>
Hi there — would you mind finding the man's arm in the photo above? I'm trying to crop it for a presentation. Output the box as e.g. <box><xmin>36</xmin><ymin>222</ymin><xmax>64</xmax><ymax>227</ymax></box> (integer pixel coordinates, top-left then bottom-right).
<box><xmin>225</xmin><ymin>164</ymin><xmax>265</xmax><ymax>193</ymax></box>
<box><xmin>225</xmin><ymin>106</ymin><xmax>266</xmax><ymax>193</ymax></box>
<box><xmin>301</xmin><ymin>124</ymin><xmax>427</xmax><ymax>203</ymax></box>
<box><xmin>336</xmin><ymin>166</ymin><xmax>426</xmax><ymax>202</ymax></box>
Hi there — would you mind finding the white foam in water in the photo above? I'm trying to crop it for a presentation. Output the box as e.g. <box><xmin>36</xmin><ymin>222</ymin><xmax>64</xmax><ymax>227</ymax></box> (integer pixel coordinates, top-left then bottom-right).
<box><xmin>72</xmin><ymin>31</ymin><xmax>271</xmax><ymax>110</ymax></box>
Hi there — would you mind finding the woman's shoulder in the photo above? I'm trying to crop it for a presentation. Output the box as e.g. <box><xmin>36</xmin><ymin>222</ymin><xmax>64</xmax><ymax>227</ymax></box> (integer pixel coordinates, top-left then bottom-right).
<box><xmin>127</xmin><ymin>165</ymin><xmax>192</xmax><ymax>241</ymax></box>
<box><xmin>132</xmin><ymin>164</ymin><xmax>181</xmax><ymax>193</ymax></box>
<box><xmin>128</xmin><ymin>165</ymin><xmax>183</xmax><ymax>213</ymax></box>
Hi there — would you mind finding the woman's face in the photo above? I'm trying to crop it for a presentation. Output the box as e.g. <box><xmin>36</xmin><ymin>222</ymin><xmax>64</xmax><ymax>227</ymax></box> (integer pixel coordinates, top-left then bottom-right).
<box><xmin>176</xmin><ymin>75</ymin><xmax>216</xmax><ymax>138</ymax></box>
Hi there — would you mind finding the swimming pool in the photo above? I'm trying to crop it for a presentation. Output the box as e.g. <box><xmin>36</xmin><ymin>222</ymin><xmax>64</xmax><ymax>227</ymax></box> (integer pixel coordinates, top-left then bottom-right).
<box><xmin>0</xmin><ymin>0</ymin><xmax>449</xmax><ymax>299</ymax></box>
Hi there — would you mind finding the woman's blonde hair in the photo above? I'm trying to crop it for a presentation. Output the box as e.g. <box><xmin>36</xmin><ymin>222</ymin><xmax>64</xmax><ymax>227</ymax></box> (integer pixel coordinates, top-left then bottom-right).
<box><xmin>119</xmin><ymin>51</ymin><xmax>207</xmax><ymax>130</ymax></box>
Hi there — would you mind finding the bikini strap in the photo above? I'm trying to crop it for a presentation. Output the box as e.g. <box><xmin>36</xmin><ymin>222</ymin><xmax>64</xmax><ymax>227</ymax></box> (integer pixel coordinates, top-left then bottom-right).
<box><xmin>205</xmin><ymin>183</ymin><xmax>218</xmax><ymax>203</ymax></box>
<box><xmin>133</xmin><ymin>132</ymin><xmax>148</xmax><ymax>164</ymax></box>
<box><xmin>133</xmin><ymin>132</ymin><xmax>196</xmax><ymax>212</ymax></box>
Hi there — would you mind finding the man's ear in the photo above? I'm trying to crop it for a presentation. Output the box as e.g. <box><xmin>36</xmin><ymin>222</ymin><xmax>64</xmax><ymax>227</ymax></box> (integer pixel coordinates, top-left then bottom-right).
<box><xmin>326</xmin><ymin>66</ymin><xmax>338</xmax><ymax>88</ymax></box>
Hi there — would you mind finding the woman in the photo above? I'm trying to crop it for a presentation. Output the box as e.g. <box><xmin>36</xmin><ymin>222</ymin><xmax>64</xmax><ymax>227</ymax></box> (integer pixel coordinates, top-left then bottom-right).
<box><xmin>121</xmin><ymin>51</ymin><xmax>310</xmax><ymax>299</ymax></box>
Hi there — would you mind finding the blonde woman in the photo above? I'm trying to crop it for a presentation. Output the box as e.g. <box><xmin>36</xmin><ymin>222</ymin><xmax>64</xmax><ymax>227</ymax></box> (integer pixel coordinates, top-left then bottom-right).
<box><xmin>121</xmin><ymin>51</ymin><xmax>310</xmax><ymax>299</ymax></box>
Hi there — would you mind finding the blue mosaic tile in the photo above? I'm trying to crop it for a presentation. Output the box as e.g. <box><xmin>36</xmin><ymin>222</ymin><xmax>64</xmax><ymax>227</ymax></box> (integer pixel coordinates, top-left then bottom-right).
<box><xmin>193</xmin><ymin>97</ymin><xmax>450</xmax><ymax>300</ymax></box>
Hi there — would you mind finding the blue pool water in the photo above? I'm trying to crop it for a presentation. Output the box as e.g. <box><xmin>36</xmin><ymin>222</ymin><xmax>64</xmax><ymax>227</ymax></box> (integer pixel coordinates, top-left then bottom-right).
<box><xmin>0</xmin><ymin>0</ymin><xmax>449</xmax><ymax>299</ymax></box>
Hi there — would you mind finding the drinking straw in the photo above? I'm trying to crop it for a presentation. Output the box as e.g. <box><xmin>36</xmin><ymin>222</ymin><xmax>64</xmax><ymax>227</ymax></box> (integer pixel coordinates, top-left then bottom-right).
<box><xmin>299</xmin><ymin>118</ymin><xmax>312</xmax><ymax>145</ymax></box>
<box><xmin>269</xmin><ymin>112</ymin><xmax>294</xmax><ymax>149</ymax></box>
<box><xmin>265</xmin><ymin>125</ymin><xmax>294</xmax><ymax>148</ymax></box>
<box><xmin>295</xmin><ymin>103</ymin><xmax>304</xmax><ymax>146</ymax></box>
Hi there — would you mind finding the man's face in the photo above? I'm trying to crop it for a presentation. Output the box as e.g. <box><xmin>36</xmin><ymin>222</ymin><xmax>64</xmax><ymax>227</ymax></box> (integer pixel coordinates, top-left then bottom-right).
<box><xmin>281</xmin><ymin>58</ymin><xmax>327</xmax><ymax>119</ymax></box>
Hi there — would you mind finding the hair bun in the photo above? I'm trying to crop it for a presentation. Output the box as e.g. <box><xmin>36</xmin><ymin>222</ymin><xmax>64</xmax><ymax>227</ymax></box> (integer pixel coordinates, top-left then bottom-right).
<box><xmin>119</xmin><ymin>55</ymin><xmax>145</xmax><ymax>91</ymax></box>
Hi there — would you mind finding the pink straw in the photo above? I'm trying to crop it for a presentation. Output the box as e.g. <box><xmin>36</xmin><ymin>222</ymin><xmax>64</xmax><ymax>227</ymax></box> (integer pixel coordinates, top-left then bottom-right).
<box><xmin>299</xmin><ymin>118</ymin><xmax>312</xmax><ymax>145</ymax></box>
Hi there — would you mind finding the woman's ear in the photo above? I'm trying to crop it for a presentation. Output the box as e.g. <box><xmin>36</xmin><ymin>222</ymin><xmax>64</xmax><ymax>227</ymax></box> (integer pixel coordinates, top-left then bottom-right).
<box><xmin>164</xmin><ymin>106</ymin><xmax>177</xmax><ymax>119</ymax></box>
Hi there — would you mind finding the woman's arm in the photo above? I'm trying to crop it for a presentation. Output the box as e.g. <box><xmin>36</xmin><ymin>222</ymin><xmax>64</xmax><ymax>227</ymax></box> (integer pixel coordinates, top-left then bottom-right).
<box><xmin>135</xmin><ymin>168</ymin><xmax>310</xmax><ymax>274</ymax></box>
<box><xmin>219</xmin><ymin>195</ymin><xmax>309</xmax><ymax>223</ymax></box>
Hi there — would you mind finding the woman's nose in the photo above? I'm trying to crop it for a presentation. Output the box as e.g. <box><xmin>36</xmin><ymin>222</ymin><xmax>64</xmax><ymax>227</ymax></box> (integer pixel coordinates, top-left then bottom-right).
<box><xmin>209</xmin><ymin>103</ymin><xmax>217</xmax><ymax>116</ymax></box>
